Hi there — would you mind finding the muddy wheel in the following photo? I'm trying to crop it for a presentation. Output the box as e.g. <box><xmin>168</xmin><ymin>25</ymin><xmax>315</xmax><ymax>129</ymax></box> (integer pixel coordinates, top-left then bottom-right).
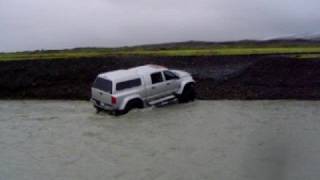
<box><xmin>177</xmin><ymin>83</ymin><xmax>196</xmax><ymax>103</ymax></box>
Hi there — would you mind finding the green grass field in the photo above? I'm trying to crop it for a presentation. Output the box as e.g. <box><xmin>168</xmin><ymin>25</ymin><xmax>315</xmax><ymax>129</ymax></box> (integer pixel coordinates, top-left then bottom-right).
<box><xmin>1</xmin><ymin>42</ymin><xmax>320</xmax><ymax>61</ymax></box>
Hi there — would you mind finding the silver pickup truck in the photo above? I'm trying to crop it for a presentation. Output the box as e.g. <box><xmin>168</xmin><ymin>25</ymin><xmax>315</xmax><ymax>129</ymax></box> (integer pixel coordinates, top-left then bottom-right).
<box><xmin>91</xmin><ymin>64</ymin><xmax>195</xmax><ymax>115</ymax></box>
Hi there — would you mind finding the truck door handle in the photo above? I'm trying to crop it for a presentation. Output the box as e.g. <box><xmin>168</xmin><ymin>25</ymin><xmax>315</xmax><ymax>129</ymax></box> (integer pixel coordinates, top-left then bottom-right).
<box><xmin>152</xmin><ymin>86</ymin><xmax>156</xmax><ymax>89</ymax></box>
<box><xmin>166</xmin><ymin>83</ymin><xmax>170</xmax><ymax>85</ymax></box>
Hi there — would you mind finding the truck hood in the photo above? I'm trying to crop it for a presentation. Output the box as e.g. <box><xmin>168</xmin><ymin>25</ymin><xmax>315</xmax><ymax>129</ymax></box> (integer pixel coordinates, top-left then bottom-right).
<box><xmin>171</xmin><ymin>70</ymin><xmax>191</xmax><ymax>78</ymax></box>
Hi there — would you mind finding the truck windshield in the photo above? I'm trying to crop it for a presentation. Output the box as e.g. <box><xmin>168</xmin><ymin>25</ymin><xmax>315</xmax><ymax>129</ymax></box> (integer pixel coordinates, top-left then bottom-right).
<box><xmin>93</xmin><ymin>77</ymin><xmax>112</xmax><ymax>94</ymax></box>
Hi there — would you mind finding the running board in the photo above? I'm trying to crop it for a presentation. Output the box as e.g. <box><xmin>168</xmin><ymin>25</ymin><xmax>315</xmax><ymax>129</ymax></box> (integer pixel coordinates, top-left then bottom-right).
<box><xmin>149</xmin><ymin>95</ymin><xmax>176</xmax><ymax>105</ymax></box>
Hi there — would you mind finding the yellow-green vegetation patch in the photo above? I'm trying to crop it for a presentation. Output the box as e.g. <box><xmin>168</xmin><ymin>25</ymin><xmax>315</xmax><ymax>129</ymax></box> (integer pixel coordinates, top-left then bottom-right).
<box><xmin>1</xmin><ymin>46</ymin><xmax>320</xmax><ymax>61</ymax></box>
<box><xmin>117</xmin><ymin>47</ymin><xmax>320</xmax><ymax>56</ymax></box>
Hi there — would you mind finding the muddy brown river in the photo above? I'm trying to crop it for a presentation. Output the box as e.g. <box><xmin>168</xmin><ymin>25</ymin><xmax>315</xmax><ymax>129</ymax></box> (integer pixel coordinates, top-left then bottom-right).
<box><xmin>0</xmin><ymin>100</ymin><xmax>320</xmax><ymax>180</ymax></box>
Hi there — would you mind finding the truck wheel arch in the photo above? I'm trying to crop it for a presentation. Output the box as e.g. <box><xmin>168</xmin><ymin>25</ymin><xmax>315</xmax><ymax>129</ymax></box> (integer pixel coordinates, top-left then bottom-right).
<box><xmin>119</xmin><ymin>96</ymin><xmax>144</xmax><ymax>110</ymax></box>
<box><xmin>177</xmin><ymin>82</ymin><xmax>196</xmax><ymax>103</ymax></box>
<box><xmin>177</xmin><ymin>81</ymin><xmax>195</xmax><ymax>95</ymax></box>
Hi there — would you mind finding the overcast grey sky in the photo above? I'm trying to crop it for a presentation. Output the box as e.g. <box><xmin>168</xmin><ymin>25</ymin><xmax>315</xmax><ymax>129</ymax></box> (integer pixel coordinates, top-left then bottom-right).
<box><xmin>0</xmin><ymin>0</ymin><xmax>319</xmax><ymax>52</ymax></box>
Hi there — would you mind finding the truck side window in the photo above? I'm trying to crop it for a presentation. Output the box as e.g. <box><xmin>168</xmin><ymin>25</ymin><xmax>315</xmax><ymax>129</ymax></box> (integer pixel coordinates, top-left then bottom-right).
<box><xmin>151</xmin><ymin>72</ymin><xmax>163</xmax><ymax>84</ymax></box>
<box><xmin>164</xmin><ymin>70</ymin><xmax>179</xmax><ymax>80</ymax></box>
<box><xmin>116</xmin><ymin>78</ymin><xmax>141</xmax><ymax>91</ymax></box>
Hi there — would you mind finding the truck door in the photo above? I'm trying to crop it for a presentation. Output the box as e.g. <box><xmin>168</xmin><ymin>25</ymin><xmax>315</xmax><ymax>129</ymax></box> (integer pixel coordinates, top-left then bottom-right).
<box><xmin>147</xmin><ymin>72</ymin><xmax>167</xmax><ymax>100</ymax></box>
<box><xmin>163</xmin><ymin>70</ymin><xmax>180</xmax><ymax>94</ymax></box>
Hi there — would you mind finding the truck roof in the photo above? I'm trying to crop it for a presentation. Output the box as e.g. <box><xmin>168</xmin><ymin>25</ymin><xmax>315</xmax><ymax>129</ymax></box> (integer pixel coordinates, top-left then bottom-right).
<box><xmin>98</xmin><ymin>64</ymin><xmax>168</xmax><ymax>82</ymax></box>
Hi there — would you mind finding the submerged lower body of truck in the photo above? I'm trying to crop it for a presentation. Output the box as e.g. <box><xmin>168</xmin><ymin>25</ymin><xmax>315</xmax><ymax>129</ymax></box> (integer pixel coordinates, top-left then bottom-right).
<box><xmin>91</xmin><ymin>98</ymin><xmax>114</xmax><ymax>111</ymax></box>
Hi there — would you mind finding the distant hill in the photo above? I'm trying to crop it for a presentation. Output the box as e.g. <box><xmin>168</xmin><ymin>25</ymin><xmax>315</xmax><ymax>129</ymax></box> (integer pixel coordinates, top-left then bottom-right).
<box><xmin>267</xmin><ymin>32</ymin><xmax>320</xmax><ymax>41</ymax></box>
<box><xmin>122</xmin><ymin>39</ymin><xmax>320</xmax><ymax>51</ymax></box>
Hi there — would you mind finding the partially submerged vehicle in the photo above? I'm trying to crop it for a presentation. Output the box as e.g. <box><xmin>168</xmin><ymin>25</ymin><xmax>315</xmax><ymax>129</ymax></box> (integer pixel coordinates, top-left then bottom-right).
<box><xmin>91</xmin><ymin>64</ymin><xmax>195</xmax><ymax>115</ymax></box>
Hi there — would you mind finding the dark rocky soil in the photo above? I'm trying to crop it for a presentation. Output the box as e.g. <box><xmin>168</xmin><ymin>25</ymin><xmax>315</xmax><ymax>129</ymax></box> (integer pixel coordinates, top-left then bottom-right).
<box><xmin>1</xmin><ymin>55</ymin><xmax>320</xmax><ymax>100</ymax></box>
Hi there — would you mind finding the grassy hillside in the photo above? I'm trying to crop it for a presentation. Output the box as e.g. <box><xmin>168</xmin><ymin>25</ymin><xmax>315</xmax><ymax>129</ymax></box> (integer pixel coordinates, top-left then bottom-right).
<box><xmin>1</xmin><ymin>40</ymin><xmax>320</xmax><ymax>61</ymax></box>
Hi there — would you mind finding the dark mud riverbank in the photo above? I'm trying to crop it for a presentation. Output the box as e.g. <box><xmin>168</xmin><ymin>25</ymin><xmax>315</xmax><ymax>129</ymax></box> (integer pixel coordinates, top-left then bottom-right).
<box><xmin>1</xmin><ymin>55</ymin><xmax>320</xmax><ymax>100</ymax></box>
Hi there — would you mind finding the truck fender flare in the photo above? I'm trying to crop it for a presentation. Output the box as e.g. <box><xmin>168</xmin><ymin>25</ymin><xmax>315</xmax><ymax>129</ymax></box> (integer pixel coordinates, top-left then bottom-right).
<box><xmin>177</xmin><ymin>80</ymin><xmax>195</xmax><ymax>94</ymax></box>
<box><xmin>119</xmin><ymin>95</ymin><xmax>144</xmax><ymax>110</ymax></box>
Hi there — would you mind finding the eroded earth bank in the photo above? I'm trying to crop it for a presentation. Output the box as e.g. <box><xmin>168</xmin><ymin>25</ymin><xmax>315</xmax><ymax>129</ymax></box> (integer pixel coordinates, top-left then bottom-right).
<box><xmin>1</xmin><ymin>55</ymin><xmax>320</xmax><ymax>100</ymax></box>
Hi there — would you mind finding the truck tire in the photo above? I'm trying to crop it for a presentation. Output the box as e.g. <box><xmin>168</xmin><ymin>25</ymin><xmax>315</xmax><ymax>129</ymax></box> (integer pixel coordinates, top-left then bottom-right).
<box><xmin>177</xmin><ymin>83</ymin><xmax>196</xmax><ymax>103</ymax></box>
<box><xmin>114</xmin><ymin>99</ymin><xmax>143</xmax><ymax>116</ymax></box>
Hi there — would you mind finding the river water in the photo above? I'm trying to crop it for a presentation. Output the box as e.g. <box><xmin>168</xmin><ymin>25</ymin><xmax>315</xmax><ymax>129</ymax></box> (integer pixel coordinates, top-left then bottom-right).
<box><xmin>0</xmin><ymin>100</ymin><xmax>320</xmax><ymax>180</ymax></box>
